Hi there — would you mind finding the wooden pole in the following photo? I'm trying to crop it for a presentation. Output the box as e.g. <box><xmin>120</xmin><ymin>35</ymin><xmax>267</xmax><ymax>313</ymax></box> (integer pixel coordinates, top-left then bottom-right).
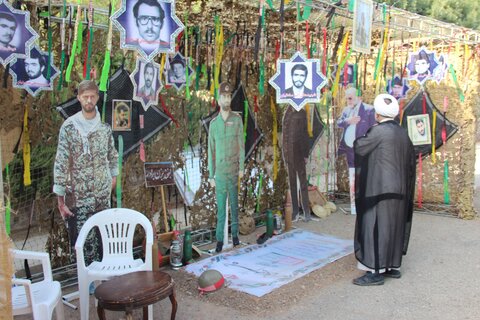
<box><xmin>160</xmin><ymin>185</ymin><xmax>168</xmax><ymax>232</ymax></box>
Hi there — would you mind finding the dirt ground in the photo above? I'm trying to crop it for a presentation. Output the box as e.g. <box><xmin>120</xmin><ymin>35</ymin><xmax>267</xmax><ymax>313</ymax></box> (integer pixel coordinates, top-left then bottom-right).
<box><xmin>28</xmin><ymin>200</ymin><xmax>480</xmax><ymax>320</ymax></box>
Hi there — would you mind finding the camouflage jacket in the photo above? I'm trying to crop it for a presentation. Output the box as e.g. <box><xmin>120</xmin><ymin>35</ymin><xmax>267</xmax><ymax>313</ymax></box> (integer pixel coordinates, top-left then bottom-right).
<box><xmin>208</xmin><ymin>111</ymin><xmax>245</xmax><ymax>179</ymax></box>
<box><xmin>53</xmin><ymin>111</ymin><xmax>119</xmax><ymax>209</ymax></box>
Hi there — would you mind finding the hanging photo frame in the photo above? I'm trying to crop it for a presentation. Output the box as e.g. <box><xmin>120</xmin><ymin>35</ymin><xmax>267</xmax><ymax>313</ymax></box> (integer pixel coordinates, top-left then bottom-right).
<box><xmin>112</xmin><ymin>100</ymin><xmax>132</xmax><ymax>131</ymax></box>
<box><xmin>130</xmin><ymin>56</ymin><xmax>162</xmax><ymax>111</ymax></box>
<box><xmin>9</xmin><ymin>45</ymin><xmax>59</xmax><ymax>96</ymax></box>
<box><xmin>0</xmin><ymin>0</ymin><xmax>38</xmax><ymax>66</ymax></box>
<box><xmin>269</xmin><ymin>51</ymin><xmax>326</xmax><ymax>111</ymax></box>
<box><xmin>407</xmin><ymin>114</ymin><xmax>431</xmax><ymax>146</ymax></box>
<box><xmin>164</xmin><ymin>52</ymin><xmax>194</xmax><ymax>91</ymax></box>
<box><xmin>386</xmin><ymin>75</ymin><xmax>411</xmax><ymax>101</ymax></box>
<box><xmin>352</xmin><ymin>0</ymin><xmax>373</xmax><ymax>54</ymax></box>
<box><xmin>111</xmin><ymin>0</ymin><xmax>184</xmax><ymax>61</ymax></box>
<box><xmin>407</xmin><ymin>46</ymin><xmax>439</xmax><ymax>86</ymax></box>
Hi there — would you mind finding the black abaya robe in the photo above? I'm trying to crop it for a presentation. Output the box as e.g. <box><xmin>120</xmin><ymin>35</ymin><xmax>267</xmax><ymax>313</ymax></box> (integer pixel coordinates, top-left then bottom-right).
<box><xmin>353</xmin><ymin>120</ymin><xmax>416</xmax><ymax>270</ymax></box>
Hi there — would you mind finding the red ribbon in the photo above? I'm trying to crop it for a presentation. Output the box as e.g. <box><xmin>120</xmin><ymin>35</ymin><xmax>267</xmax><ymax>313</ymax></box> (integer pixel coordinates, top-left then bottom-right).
<box><xmin>418</xmin><ymin>153</ymin><xmax>423</xmax><ymax>208</ymax></box>
<box><xmin>274</xmin><ymin>40</ymin><xmax>280</xmax><ymax>63</ymax></box>
<box><xmin>83</xmin><ymin>29</ymin><xmax>91</xmax><ymax>79</ymax></box>
<box><xmin>422</xmin><ymin>92</ymin><xmax>427</xmax><ymax>114</ymax></box>
<box><xmin>254</xmin><ymin>95</ymin><xmax>259</xmax><ymax>113</ymax></box>
<box><xmin>159</xmin><ymin>95</ymin><xmax>179</xmax><ymax>127</ymax></box>
<box><xmin>322</xmin><ymin>28</ymin><xmax>327</xmax><ymax>75</ymax></box>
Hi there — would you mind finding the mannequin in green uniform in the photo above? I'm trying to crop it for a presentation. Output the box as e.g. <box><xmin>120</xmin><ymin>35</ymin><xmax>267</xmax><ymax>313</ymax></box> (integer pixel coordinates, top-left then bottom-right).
<box><xmin>208</xmin><ymin>82</ymin><xmax>245</xmax><ymax>253</ymax></box>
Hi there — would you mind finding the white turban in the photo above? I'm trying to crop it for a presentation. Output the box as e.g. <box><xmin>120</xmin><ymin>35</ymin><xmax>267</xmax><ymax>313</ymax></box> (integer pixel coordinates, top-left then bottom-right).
<box><xmin>374</xmin><ymin>93</ymin><xmax>399</xmax><ymax>118</ymax></box>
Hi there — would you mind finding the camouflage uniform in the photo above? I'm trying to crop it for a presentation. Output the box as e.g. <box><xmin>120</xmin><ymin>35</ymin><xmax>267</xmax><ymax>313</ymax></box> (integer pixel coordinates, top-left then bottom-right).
<box><xmin>208</xmin><ymin>112</ymin><xmax>244</xmax><ymax>242</ymax></box>
<box><xmin>53</xmin><ymin>110</ymin><xmax>118</xmax><ymax>263</ymax></box>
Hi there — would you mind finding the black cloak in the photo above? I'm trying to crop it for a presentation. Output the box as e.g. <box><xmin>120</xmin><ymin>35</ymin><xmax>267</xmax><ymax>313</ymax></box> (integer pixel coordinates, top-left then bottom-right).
<box><xmin>353</xmin><ymin>120</ymin><xmax>416</xmax><ymax>270</ymax></box>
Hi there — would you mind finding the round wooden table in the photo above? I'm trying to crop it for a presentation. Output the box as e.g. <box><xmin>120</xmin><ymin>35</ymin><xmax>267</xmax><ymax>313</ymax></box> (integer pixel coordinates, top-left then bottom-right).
<box><xmin>94</xmin><ymin>271</ymin><xmax>177</xmax><ymax>320</ymax></box>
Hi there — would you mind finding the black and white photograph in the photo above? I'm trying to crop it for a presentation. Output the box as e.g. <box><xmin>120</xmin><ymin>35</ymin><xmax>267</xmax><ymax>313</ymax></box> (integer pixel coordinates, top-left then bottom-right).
<box><xmin>352</xmin><ymin>0</ymin><xmax>373</xmax><ymax>54</ymax></box>
<box><xmin>131</xmin><ymin>56</ymin><xmax>162</xmax><ymax>110</ymax></box>
<box><xmin>112</xmin><ymin>0</ymin><xmax>184</xmax><ymax>60</ymax></box>
<box><xmin>0</xmin><ymin>0</ymin><xmax>38</xmax><ymax>66</ymax></box>
<box><xmin>280</xmin><ymin>62</ymin><xmax>316</xmax><ymax>100</ymax></box>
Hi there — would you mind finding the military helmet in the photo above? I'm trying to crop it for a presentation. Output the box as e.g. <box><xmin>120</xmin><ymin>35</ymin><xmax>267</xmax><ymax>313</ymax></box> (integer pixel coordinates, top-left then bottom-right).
<box><xmin>198</xmin><ymin>269</ymin><xmax>224</xmax><ymax>293</ymax></box>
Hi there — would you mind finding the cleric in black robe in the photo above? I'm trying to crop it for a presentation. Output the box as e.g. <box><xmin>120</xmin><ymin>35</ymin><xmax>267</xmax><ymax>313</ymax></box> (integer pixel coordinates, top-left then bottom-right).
<box><xmin>352</xmin><ymin>93</ymin><xmax>416</xmax><ymax>286</ymax></box>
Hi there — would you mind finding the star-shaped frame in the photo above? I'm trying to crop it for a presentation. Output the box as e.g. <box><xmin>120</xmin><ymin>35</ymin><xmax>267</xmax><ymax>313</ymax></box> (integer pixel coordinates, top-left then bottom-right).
<box><xmin>0</xmin><ymin>0</ymin><xmax>38</xmax><ymax>66</ymax></box>
<box><xmin>111</xmin><ymin>0</ymin><xmax>184</xmax><ymax>61</ymax></box>
<box><xmin>130</xmin><ymin>56</ymin><xmax>162</xmax><ymax>111</ymax></box>
<box><xmin>9</xmin><ymin>45</ymin><xmax>59</xmax><ymax>96</ymax></box>
<box><xmin>407</xmin><ymin>46</ymin><xmax>439</xmax><ymax>86</ymax></box>
<box><xmin>269</xmin><ymin>51</ymin><xmax>326</xmax><ymax>111</ymax></box>
<box><xmin>164</xmin><ymin>52</ymin><xmax>194</xmax><ymax>91</ymax></box>
<box><xmin>386</xmin><ymin>75</ymin><xmax>411</xmax><ymax>101</ymax></box>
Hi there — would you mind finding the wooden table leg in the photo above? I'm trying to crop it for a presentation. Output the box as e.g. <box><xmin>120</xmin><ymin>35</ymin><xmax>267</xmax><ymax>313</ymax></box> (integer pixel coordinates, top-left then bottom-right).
<box><xmin>97</xmin><ymin>306</ymin><xmax>106</xmax><ymax>320</ymax></box>
<box><xmin>169</xmin><ymin>290</ymin><xmax>178</xmax><ymax>320</ymax></box>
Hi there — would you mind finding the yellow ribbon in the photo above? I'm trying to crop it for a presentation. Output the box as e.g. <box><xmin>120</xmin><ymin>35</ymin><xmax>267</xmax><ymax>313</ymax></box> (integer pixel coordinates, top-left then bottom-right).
<box><xmin>305</xmin><ymin>104</ymin><xmax>313</xmax><ymax>137</ymax></box>
<box><xmin>432</xmin><ymin>110</ymin><xmax>436</xmax><ymax>163</ymax></box>
<box><xmin>270</xmin><ymin>97</ymin><xmax>278</xmax><ymax>181</ymax></box>
<box><xmin>212</xmin><ymin>24</ymin><xmax>224</xmax><ymax>97</ymax></box>
<box><xmin>375</xmin><ymin>15</ymin><xmax>390</xmax><ymax>95</ymax></box>
<box><xmin>23</xmin><ymin>105</ymin><xmax>31</xmax><ymax>186</ymax></box>
<box><xmin>332</xmin><ymin>31</ymin><xmax>349</xmax><ymax>98</ymax></box>
<box><xmin>159</xmin><ymin>53</ymin><xmax>166</xmax><ymax>83</ymax></box>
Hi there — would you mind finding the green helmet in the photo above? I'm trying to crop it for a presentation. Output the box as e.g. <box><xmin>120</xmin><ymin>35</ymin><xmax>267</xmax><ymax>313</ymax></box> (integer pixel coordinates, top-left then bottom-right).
<box><xmin>198</xmin><ymin>269</ymin><xmax>224</xmax><ymax>293</ymax></box>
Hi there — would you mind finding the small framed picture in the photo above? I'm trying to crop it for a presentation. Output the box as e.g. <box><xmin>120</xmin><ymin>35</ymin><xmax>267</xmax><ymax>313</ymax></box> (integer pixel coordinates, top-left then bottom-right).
<box><xmin>112</xmin><ymin>100</ymin><xmax>132</xmax><ymax>131</ymax></box>
<box><xmin>407</xmin><ymin>114</ymin><xmax>431</xmax><ymax>146</ymax></box>
<box><xmin>352</xmin><ymin>0</ymin><xmax>373</xmax><ymax>54</ymax></box>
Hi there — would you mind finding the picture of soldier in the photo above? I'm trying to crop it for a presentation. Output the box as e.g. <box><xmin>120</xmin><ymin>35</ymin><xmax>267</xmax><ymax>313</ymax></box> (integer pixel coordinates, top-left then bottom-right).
<box><xmin>20</xmin><ymin>50</ymin><xmax>49</xmax><ymax>88</ymax></box>
<box><xmin>127</xmin><ymin>0</ymin><xmax>171</xmax><ymax>53</ymax></box>
<box><xmin>113</xmin><ymin>100</ymin><xmax>132</xmax><ymax>131</ymax></box>
<box><xmin>387</xmin><ymin>76</ymin><xmax>410</xmax><ymax>100</ymax></box>
<box><xmin>168</xmin><ymin>57</ymin><xmax>186</xmax><ymax>83</ymax></box>
<box><xmin>0</xmin><ymin>11</ymin><xmax>17</xmax><ymax>52</ymax></box>
<box><xmin>407</xmin><ymin>114</ymin><xmax>431</xmax><ymax>146</ymax></box>
<box><xmin>137</xmin><ymin>61</ymin><xmax>157</xmax><ymax>100</ymax></box>
<box><xmin>281</xmin><ymin>63</ymin><xmax>315</xmax><ymax>99</ymax></box>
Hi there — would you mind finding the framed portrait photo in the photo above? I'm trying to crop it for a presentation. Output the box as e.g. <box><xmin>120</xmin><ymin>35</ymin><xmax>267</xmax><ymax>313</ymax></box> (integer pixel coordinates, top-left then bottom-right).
<box><xmin>0</xmin><ymin>0</ymin><xmax>38</xmax><ymax>66</ymax></box>
<box><xmin>407</xmin><ymin>46</ymin><xmax>439</xmax><ymax>86</ymax></box>
<box><xmin>352</xmin><ymin>0</ymin><xmax>373</xmax><ymax>54</ymax></box>
<box><xmin>111</xmin><ymin>0</ymin><xmax>184</xmax><ymax>60</ymax></box>
<box><xmin>407</xmin><ymin>114</ymin><xmax>431</xmax><ymax>146</ymax></box>
<box><xmin>130</xmin><ymin>56</ymin><xmax>162</xmax><ymax>110</ymax></box>
<box><xmin>112</xmin><ymin>100</ymin><xmax>132</xmax><ymax>131</ymax></box>
<box><xmin>165</xmin><ymin>52</ymin><xmax>194</xmax><ymax>91</ymax></box>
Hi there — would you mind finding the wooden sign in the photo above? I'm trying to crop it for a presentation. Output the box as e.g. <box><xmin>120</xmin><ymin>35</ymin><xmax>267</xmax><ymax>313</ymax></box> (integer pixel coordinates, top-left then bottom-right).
<box><xmin>144</xmin><ymin>162</ymin><xmax>174</xmax><ymax>187</ymax></box>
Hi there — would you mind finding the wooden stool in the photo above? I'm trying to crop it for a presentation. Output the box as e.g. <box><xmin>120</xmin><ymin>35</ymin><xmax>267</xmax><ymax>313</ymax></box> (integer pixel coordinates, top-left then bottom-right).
<box><xmin>94</xmin><ymin>271</ymin><xmax>177</xmax><ymax>320</ymax></box>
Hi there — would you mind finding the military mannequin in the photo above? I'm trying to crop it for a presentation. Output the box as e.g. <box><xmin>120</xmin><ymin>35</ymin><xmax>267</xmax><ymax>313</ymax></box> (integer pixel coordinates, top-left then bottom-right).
<box><xmin>208</xmin><ymin>82</ymin><xmax>245</xmax><ymax>253</ymax></box>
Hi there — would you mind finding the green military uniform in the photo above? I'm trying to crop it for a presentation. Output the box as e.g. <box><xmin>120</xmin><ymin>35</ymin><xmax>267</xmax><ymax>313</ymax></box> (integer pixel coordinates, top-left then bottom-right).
<box><xmin>208</xmin><ymin>111</ymin><xmax>244</xmax><ymax>242</ymax></box>
<box><xmin>54</xmin><ymin>110</ymin><xmax>118</xmax><ymax>263</ymax></box>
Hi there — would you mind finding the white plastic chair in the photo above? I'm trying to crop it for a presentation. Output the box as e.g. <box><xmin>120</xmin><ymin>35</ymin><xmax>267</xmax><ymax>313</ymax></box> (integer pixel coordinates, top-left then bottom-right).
<box><xmin>75</xmin><ymin>208</ymin><xmax>153</xmax><ymax>320</ymax></box>
<box><xmin>11</xmin><ymin>249</ymin><xmax>65</xmax><ymax>320</ymax></box>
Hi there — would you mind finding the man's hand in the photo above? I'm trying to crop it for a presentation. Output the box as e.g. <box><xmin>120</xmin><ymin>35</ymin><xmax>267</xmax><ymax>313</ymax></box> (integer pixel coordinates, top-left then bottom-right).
<box><xmin>111</xmin><ymin>176</ymin><xmax>117</xmax><ymax>191</ymax></box>
<box><xmin>347</xmin><ymin>116</ymin><xmax>361</xmax><ymax>125</ymax></box>
<box><xmin>239</xmin><ymin>171</ymin><xmax>244</xmax><ymax>179</ymax></box>
<box><xmin>209</xmin><ymin>178</ymin><xmax>216</xmax><ymax>188</ymax></box>
<box><xmin>57</xmin><ymin>196</ymin><xmax>73</xmax><ymax>219</ymax></box>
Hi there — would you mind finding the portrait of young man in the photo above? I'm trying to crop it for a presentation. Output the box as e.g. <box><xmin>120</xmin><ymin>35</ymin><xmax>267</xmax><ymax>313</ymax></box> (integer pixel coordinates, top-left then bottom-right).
<box><xmin>281</xmin><ymin>63</ymin><xmax>315</xmax><ymax>99</ymax></box>
<box><xmin>137</xmin><ymin>61</ymin><xmax>157</xmax><ymax>100</ymax></box>
<box><xmin>22</xmin><ymin>50</ymin><xmax>49</xmax><ymax>87</ymax></box>
<box><xmin>407</xmin><ymin>114</ymin><xmax>431</xmax><ymax>146</ymax></box>
<box><xmin>0</xmin><ymin>11</ymin><xmax>17</xmax><ymax>52</ymax></box>
<box><xmin>168</xmin><ymin>58</ymin><xmax>186</xmax><ymax>83</ymax></box>
<box><xmin>113</xmin><ymin>100</ymin><xmax>131</xmax><ymax>131</ymax></box>
<box><xmin>129</xmin><ymin>0</ymin><xmax>170</xmax><ymax>53</ymax></box>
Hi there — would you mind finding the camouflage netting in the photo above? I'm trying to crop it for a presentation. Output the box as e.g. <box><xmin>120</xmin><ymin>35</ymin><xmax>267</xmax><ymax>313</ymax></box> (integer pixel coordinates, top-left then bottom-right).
<box><xmin>0</xmin><ymin>1</ymin><xmax>479</xmax><ymax>277</ymax></box>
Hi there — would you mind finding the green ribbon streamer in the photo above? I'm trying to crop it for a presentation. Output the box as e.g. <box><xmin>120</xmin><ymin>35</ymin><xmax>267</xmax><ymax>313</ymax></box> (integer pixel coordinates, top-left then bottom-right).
<box><xmin>348</xmin><ymin>0</ymin><xmax>355</xmax><ymax>12</ymax></box>
<box><xmin>339</xmin><ymin>49</ymin><xmax>353</xmax><ymax>69</ymax></box>
<box><xmin>444</xmin><ymin>160</ymin><xmax>450</xmax><ymax>204</ymax></box>
<box><xmin>382</xmin><ymin>3</ymin><xmax>387</xmax><ymax>23</ymax></box>
<box><xmin>116</xmin><ymin>135</ymin><xmax>123</xmax><ymax>208</ymax></box>
<box><xmin>101</xmin><ymin>80</ymin><xmax>108</xmax><ymax>123</ymax></box>
<box><xmin>296</xmin><ymin>0</ymin><xmax>312</xmax><ymax>21</ymax></box>
<box><xmin>266</xmin><ymin>0</ymin><xmax>275</xmax><ymax>10</ymax></box>
<box><xmin>57</xmin><ymin>51</ymin><xmax>66</xmax><ymax>90</ymax></box>
<box><xmin>76</xmin><ymin>24</ymin><xmax>83</xmax><ymax>56</ymax></box>
<box><xmin>256</xmin><ymin>172</ymin><xmax>263</xmax><ymax>213</ymax></box>
<box><xmin>448</xmin><ymin>64</ymin><xmax>465</xmax><ymax>102</ymax></box>
<box><xmin>243</xmin><ymin>100</ymin><xmax>248</xmax><ymax>143</ymax></box>
<box><xmin>195</xmin><ymin>64</ymin><xmax>201</xmax><ymax>90</ymax></box>
<box><xmin>258</xmin><ymin>54</ymin><xmax>265</xmax><ymax>96</ymax></box>
<box><xmin>86</xmin><ymin>27</ymin><xmax>94</xmax><ymax>80</ymax></box>
<box><xmin>185</xmin><ymin>57</ymin><xmax>191</xmax><ymax>100</ymax></box>
<box><xmin>99</xmin><ymin>53</ymin><xmax>110</xmax><ymax>91</ymax></box>
<box><xmin>373</xmin><ymin>47</ymin><xmax>382</xmax><ymax>81</ymax></box>
<box><xmin>353</xmin><ymin>63</ymin><xmax>358</xmax><ymax>88</ymax></box>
